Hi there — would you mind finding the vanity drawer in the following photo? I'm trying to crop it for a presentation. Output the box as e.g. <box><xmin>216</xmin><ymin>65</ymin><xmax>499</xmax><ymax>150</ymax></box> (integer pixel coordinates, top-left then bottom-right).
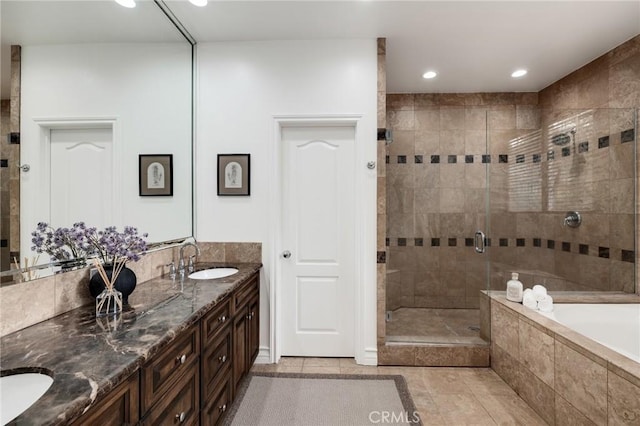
<box><xmin>201</xmin><ymin>371</ymin><xmax>233</xmax><ymax>426</ymax></box>
<box><xmin>141</xmin><ymin>324</ymin><xmax>200</xmax><ymax>413</ymax></box>
<box><xmin>141</xmin><ymin>361</ymin><xmax>199</xmax><ymax>426</ymax></box>
<box><xmin>71</xmin><ymin>370</ymin><xmax>139</xmax><ymax>426</ymax></box>
<box><xmin>233</xmin><ymin>274</ymin><xmax>259</xmax><ymax>313</ymax></box>
<box><xmin>201</xmin><ymin>296</ymin><xmax>231</xmax><ymax>346</ymax></box>
<box><xmin>202</xmin><ymin>324</ymin><xmax>232</xmax><ymax>402</ymax></box>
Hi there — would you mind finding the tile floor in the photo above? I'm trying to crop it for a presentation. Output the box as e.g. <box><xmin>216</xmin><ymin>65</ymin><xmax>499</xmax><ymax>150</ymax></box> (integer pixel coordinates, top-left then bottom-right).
<box><xmin>251</xmin><ymin>357</ymin><xmax>546</xmax><ymax>425</ymax></box>
<box><xmin>386</xmin><ymin>308</ymin><xmax>487</xmax><ymax>345</ymax></box>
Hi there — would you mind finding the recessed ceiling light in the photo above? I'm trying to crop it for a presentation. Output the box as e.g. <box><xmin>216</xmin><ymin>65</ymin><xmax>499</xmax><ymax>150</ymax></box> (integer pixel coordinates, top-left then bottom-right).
<box><xmin>115</xmin><ymin>0</ymin><xmax>136</xmax><ymax>8</ymax></box>
<box><xmin>422</xmin><ymin>71</ymin><xmax>437</xmax><ymax>79</ymax></box>
<box><xmin>511</xmin><ymin>69</ymin><xmax>528</xmax><ymax>78</ymax></box>
<box><xmin>189</xmin><ymin>0</ymin><xmax>208</xmax><ymax>6</ymax></box>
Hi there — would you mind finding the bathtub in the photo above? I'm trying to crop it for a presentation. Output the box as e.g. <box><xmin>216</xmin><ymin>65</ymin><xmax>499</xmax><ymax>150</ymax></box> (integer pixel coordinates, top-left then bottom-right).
<box><xmin>539</xmin><ymin>303</ymin><xmax>640</xmax><ymax>363</ymax></box>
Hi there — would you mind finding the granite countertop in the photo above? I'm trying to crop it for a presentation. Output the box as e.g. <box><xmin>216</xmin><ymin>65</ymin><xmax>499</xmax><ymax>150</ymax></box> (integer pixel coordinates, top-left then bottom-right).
<box><xmin>0</xmin><ymin>262</ymin><xmax>262</xmax><ymax>425</ymax></box>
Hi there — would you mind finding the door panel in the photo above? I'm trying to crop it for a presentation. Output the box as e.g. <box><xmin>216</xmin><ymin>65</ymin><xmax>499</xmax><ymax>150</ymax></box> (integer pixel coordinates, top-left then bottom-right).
<box><xmin>281</xmin><ymin>125</ymin><xmax>355</xmax><ymax>356</ymax></box>
<box><xmin>50</xmin><ymin>127</ymin><xmax>113</xmax><ymax>227</ymax></box>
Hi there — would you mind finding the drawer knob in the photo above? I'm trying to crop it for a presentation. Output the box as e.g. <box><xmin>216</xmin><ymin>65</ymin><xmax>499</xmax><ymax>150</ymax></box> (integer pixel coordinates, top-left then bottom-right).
<box><xmin>219</xmin><ymin>404</ymin><xmax>227</xmax><ymax>412</ymax></box>
<box><xmin>219</xmin><ymin>355</ymin><xmax>227</xmax><ymax>363</ymax></box>
<box><xmin>176</xmin><ymin>354</ymin><xmax>187</xmax><ymax>365</ymax></box>
<box><xmin>218</xmin><ymin>315</ymin><xmax>226</xmax><ymax>323</ymax></box>
<box><xmin>175</xmin><ymin>411</ymin><xmax>186</xmax><ymax>422</ymax></box>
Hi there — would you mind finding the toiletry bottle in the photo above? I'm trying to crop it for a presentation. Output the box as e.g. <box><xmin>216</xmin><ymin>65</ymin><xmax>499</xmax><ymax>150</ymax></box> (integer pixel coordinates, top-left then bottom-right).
<box><xmin>506</xmin><ymin>272</ymin><xmax>523</xmax><ymax>302</ymax></box>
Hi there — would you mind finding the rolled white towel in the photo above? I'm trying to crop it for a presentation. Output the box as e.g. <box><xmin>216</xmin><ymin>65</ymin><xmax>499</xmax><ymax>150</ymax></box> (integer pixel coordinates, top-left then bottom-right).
<box><xmin>522</xmin><ymin>291</ymin><xmax>538</xmax><ymax>310</ymax></box>
<box><xmin>532</xmin><ymin>284</ymin><xmax>547</xmax><ymax>302</ymax></box>
<box><xmin>538</xmin><ymin>295</ymin><xmax>554</xmax><ymax>312</ymax></box>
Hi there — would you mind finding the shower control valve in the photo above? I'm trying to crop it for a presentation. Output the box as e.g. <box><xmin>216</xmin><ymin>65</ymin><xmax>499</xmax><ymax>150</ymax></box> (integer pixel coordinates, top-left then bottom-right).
<box><xmin>564</xmin><ymin>211</ymin><xmax>581</xmax><ymax>228</ymax></box>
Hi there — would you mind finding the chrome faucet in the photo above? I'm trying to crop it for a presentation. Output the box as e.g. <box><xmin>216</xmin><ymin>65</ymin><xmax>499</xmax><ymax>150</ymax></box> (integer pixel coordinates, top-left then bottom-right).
<box><xmin>178</xmin><ymin>240</ymin><xmax>201</xmax><ymax>275</ymax></box>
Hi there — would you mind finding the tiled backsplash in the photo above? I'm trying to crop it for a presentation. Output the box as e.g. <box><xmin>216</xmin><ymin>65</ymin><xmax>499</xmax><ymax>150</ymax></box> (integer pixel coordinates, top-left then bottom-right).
<box><xmin>0</xmin><ymin>241</ymin><xmax>262</xmax><ymax>337</ymax></box>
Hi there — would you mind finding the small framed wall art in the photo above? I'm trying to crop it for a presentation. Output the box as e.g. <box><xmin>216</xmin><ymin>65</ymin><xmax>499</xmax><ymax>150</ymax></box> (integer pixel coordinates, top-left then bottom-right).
<box><xmin>217</xmin><ymin>154</ymin><xmax>250</xmax><ymax>196</ymax></box>
<box><xmin>139</xmin><ymin>154</ymin><xmax>173</xmax><ymax>196</ymax></box>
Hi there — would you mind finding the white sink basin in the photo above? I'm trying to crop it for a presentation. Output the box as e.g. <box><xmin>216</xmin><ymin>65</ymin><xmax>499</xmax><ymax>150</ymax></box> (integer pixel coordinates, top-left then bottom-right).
<box><xmin>0</xmin><ymin>372</ymin><xmax>53</xmax><ymax>424</ymax></box>
<box><xmin>189</xmin><ymin>268</ymin><xmax>239</xmax><ymax>280</ymax></box>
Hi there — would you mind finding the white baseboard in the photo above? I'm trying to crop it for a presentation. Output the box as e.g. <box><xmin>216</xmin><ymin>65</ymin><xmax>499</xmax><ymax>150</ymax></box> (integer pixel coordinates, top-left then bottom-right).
<box><xmin>357</xmin><ymin>347</ymin><xmax>378</xmax><ymax>366</ymax></box>
<box><xmin>254</xmin><ymin>346</ymin><xmax>271</xmax><ymax>364</ymax></box>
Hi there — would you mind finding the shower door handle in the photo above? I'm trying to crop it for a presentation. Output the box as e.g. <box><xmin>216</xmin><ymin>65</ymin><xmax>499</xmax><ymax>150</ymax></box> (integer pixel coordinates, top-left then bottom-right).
<box><xmin>474</xmin><ymin>231</ymin><xmax>486</xmax><ymax>254</ymax></box>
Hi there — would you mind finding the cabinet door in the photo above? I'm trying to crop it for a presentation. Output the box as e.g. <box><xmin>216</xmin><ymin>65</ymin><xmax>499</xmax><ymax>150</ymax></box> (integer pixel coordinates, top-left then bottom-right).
<box><xmin>71</xmin><ymin>370</ymin><xmax>139</xmax><ymax>426</ymax></box>
<box><xmin>248</xmin><ymin>295</ymin><xmax>260</xmax><ymax>365</ymax></box>
<box><xmin>141</xmin><ymin>324</ymin><xmax>200</xmax><ymax>414</ymax></box>
<box><xmin>201</xmin><ymin>296</ymin><xmax>231</xmax><ymax>347</ymax></box>
<box><xmin>202</xmin><ymin>324</ymin><xmax>232</xmax><ymax>403</ymax></box>
<box><xmin>232</xmin><ymin>308</ymin><xmax>248</xmax><ymax>392</ymax></box>
<box><xmin>201</xmin><ymin>372</ymin><xmax>233</xmax><ymax>426</ymax></box>
<box><xmin>141</xmin><ymin>361</ymin><xmax>199</xmax><ymax>426</ymax></box>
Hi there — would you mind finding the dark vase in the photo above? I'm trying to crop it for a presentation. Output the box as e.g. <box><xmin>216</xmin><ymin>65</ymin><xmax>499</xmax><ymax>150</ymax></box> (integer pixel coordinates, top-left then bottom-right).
<box><xmin>89</xmin><ymin>264</ymin><xmax>137</xmax><ymax>305</ymax></box>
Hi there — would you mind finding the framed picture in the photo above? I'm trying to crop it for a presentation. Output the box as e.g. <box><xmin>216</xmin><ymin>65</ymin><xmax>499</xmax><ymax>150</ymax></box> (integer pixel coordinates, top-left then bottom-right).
<box><xmin>139</xmin><ymin>154</ymin><xmax>173</xmax><ymax>196</ymax></box>
<box><xmin>217</xmin><ymin>154</ymin><xmax>250</xmax><ymax>196</ymax></box>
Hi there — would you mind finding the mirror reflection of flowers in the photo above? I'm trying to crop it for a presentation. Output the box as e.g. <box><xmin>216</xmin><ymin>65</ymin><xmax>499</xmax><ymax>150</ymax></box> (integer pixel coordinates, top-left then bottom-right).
<box><xmin>31</xmin><ymin>222</ymin><xmax>148</xmax><ymax>264</ymax></box>
<box><xmin>31</xmin><ymin>222</ymin><xmax>94</xmax><ymax>261</ymax></box>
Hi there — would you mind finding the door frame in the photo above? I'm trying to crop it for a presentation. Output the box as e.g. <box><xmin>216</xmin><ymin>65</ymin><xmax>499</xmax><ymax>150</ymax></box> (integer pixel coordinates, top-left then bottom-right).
<box><xmin>21</xmin><ymin>117</ymin><xmax>121</xmax><ymax>259</ymax></box>
<box><xmin>270</xmin><ymin>114</ymin><xmax>375</xmax><ymax>365</ymax></box>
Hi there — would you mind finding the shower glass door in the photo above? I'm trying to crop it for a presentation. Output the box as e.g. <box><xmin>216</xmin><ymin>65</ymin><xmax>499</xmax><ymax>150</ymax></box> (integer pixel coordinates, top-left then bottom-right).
<box><xmin>384</xmin><ymin>95</ymin><xmax>491</xmax><ymax>345</ymax></box>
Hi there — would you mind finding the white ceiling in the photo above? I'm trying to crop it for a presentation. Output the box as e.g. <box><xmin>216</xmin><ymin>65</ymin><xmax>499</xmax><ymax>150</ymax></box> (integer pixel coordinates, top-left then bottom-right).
<box><xmin>2</xmin><ymin>0</ymin><xmax>640</xmax><ymax>98</ymax></box>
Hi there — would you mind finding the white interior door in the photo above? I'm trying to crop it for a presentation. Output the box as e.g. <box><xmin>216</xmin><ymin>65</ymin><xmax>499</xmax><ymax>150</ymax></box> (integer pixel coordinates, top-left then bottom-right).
<box><xmin>280</xmin><ymin>124</ymin><xmax>356</xmax><ymax>357</ymax></box>
<box><xmin>50</xmin><ymin>127</ymin><xmax>113</xmax><ymax>228</ymax></box>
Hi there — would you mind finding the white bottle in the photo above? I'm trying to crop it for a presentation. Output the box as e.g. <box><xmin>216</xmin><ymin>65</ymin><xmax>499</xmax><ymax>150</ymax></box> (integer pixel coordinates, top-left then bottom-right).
<box><xmin>506</xmin><ymin>272</ymin><xmax>523</xmax><ymax>302</ymax></box>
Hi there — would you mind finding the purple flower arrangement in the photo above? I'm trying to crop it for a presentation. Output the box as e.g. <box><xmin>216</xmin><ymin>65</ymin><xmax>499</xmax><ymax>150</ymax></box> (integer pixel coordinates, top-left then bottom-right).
<box><xmin>31</xmin><ymin>222</ymin><xmax>148</xmax><ymax>265</ymax></box>
<box><xmin>85</xmin><ymin>225</ymin><xmax>148</xmax><ymax>265</ymax></box>
<box><xmin>31</xmin><ymin>222</ymin><xmax>94</xmax><ymax>261</ymax></box>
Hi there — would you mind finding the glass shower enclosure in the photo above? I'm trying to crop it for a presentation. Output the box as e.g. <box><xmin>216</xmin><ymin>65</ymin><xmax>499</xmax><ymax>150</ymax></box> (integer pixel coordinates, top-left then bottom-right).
<box><xmin>384</xmin><ymin>100</ymin><xmax>636</xmax><ymax>346</ymax></box>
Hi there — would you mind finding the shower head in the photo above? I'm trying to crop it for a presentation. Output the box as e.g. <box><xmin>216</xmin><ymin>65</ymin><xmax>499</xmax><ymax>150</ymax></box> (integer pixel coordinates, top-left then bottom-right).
<box><xmin>551</xmin><ymin>132</ymin><xmax>572</xmax><ymax>146</ymax></box>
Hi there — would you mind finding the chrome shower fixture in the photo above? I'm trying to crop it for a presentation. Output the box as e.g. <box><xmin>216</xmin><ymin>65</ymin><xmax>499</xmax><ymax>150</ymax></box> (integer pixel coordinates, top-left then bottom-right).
<box><xmin>564</xmin><ymin>211</ymin><xmax>581</xmax><ymax>228</ymax></box>
<box><xmin>551</xmin><ymin>127</ymin><xmax>576</xmax><ymax>146</ymax></box>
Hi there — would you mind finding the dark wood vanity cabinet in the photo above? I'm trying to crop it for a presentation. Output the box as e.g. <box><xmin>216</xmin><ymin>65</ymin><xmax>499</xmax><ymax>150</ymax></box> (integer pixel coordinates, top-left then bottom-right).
<box><xmin>201</xmin><ymin>296</ymin><xmax>234</xmax><ymax>426</ymax></box>
<box><xmin>232</xmin><ymin>274</ymin><xmax>260</xmax><ymax>393</ymax></box>
<box><xmin>71</xmin><ymin>271</ymin><xmax>259</xmax><ymax>426</ymax></box>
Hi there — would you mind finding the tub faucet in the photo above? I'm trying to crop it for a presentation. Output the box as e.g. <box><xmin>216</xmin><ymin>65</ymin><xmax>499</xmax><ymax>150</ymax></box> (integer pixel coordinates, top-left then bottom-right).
<box><xmin>178</xmin><ymin>240</ymin><xmax>201</xmax><ymax>275</ymax></box>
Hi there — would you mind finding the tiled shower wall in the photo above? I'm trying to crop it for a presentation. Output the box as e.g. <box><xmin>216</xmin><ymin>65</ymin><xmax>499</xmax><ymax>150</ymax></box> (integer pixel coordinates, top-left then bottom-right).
<box><xmin>376</xmin><ymin>38</ymin><xmax>387</xmax><ymax>346</ymax></box>
<box><xmin>488</xmin><ymin>108</ymin><xmax>636</xmax><ymax>293</ymax></box>
<box><xmin>385</xmin><ymin>34</ymin><xmax>640</xmax><ymax>312</ymax></box>
<box><xmin>0</xmin><ymin>100</ymin><xmax>11</xmax><ymax>274</ymax></box>
<box><xmin>385</xmin><ymin>92</ymin><xmax>540</xmax><ymax>310</ymax></box>
<box><xmin>0</xmin><ymin>46</ymin><xmax>21</xmax><ymax>277</ymax></box>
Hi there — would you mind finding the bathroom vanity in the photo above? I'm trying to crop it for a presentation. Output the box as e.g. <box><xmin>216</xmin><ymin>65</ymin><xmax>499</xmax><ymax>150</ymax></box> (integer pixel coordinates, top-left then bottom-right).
<box><xmin>0</xmin><ymin>262</ymin><xmax>261</xmax><ymax>425</ymax></box>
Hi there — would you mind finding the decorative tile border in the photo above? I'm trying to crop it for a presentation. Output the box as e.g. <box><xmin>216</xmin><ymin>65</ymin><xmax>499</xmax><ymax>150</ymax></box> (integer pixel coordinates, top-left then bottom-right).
<box><xmin>385</xmin><ymin>128</ymin><xmax>634</xmax><ymax>166</ymax></box>
<box><xmin>385</xmin><ymin>236</ymin><xmax>635</xmax><ymax>263</ymax></box>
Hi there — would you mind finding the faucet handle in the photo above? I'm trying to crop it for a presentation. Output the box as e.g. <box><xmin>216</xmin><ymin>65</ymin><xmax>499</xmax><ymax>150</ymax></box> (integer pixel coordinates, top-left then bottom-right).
<box><xmin>165</xmin><ymin>262</ymin><xmax>176</xmax><ymax>279</ymax></box>
<box><xmin>188</xmin><ymin>255</ymin><xmax>196</xmax><ymax>273</ymax></box>
<box><xmin>177</xmin><ymin>257</ymin><xmax>186</xmax><ymax>276</ymax></box>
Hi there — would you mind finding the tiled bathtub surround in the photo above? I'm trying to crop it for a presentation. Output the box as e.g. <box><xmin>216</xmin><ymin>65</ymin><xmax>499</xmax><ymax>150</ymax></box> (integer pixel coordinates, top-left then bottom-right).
<box><xmin>0</xmin><ymin>241</ymin><xmax>262</xmax><ymax>337</ymax></box>
<box><xmin>486</xmin><ymin>291</ymin><xmax>640</xmax><ymax>425</ymax></box>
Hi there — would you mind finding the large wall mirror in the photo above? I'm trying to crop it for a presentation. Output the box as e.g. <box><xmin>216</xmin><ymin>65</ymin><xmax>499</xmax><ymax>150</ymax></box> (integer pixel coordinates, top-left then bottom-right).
<box><xmin>0</xmin><ymin>0</ymin><xmax>193</xmax><ymax>283</ymax></box>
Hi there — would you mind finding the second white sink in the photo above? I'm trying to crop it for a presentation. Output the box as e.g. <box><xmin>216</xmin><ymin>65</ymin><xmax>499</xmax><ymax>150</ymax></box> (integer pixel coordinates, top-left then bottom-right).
<box><xmin>189</xmin><ymin>268</ymin><xmax>238</xmax><ymax>280</ymax></box>
<box><xmin>0</xmin><ymin>372</ymin><xmax>53</xmax><ymax>425</ymax></box>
